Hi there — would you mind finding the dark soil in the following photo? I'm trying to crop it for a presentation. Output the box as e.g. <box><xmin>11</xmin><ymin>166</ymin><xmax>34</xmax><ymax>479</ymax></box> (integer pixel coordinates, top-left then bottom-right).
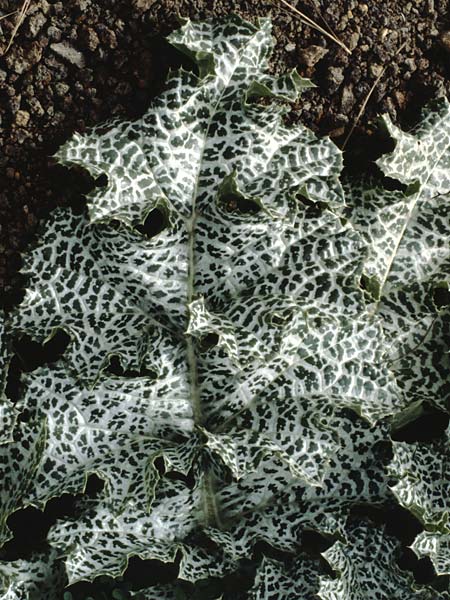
<box><xmin>1</xmin><ymin>0</ymin><xmax>450</xmax><ymax>301</ymax></box>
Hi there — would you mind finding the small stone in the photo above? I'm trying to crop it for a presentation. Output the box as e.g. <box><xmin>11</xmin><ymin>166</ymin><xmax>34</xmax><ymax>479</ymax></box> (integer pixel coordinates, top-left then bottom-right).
<box><xmin>5</xmin><ymin>85</ymin><xmax>15</xmax><ymax>98</ymax></box>
<box><xmin>370</xmin><ymin>63</ymin><xmax>383</xmax><ymax>77</ymax></box>
<box><xmin>341</xmin><ymin>85</ymin><xmax>355</xmax><ymax>112</ymax></box>
<box><xmin>379</xmin><ymin>28</ymin><xmax>389</xmax><ymax>42</ymax></box>
<box><xmin>50</xmin><ymin>42</ymin><xmax>85</xmax><ymax>68</ymax></box>
<box><xmin>439</xmin><ymin>31</ymin><xmax>450</xmax><ymax>53</ymax></box>
<box><xmin>329</xmin><ymin>126</ymin><xmax>346</xmax><ymax>139</ymax></box>
<box><xmin>52</xmin><ymin>2</ymin><xmax>63</xmax><ymax>15</ymax></box>
<box><xmin>27</xmin><ymin>97</ymin><xmax>45</xmax><ymax>116</ymax></box>
<box><xmin>133</xmin><ymin>0</ymin><xmax>157</xmax><ymax>9</ymax></box>
<box><xmin>384</xmin><ymin>96</ymin><xmax>397</xmax><ymax>119</ymax></box>
<box><xmin>27</xmin><ymin>12</ymin><xmax>47</xmax><ymax>37</ymax></box>
<box><xmin>404</xmin><ymin>57</ymin><xmax>416</xmax><ymax>72</ymax></box>
<box><xmin>6</xmin><ymin>42</ymin><xmax>43</xmax><ymax>73</ymax></box>
<box><xmin>8</xmin><ymin>94</ymin><xmax>22</xmax><ymax>113</ymax></box>
<box><xmin>328</xmin><ymin>66</ymin><xmax>344</xmax><ymax>92</ymax></box>
<box><xmin>5</xmin><ymin>52</ymin><xmax>28</xmax><ymax>76</ymax></box>
<box><xmin>297</xmin><ymin>45</ymin><xmax>328</xmax><ymax>67</ymax></box>
<box><xmin>29</xmin><ymin>42</ymin><xmax>43</xmax><ymax>65</ymax></box>
<box><xmin>97</xmin><ymin>25</ymin><xmax>118</xmax><ymax>49</ymax></box>
<box><xmin>80</xmin><ymin>27</ymin><xmax>100</xmax><ymax>51</ymax></box>
<box><xmin>34</xmin><ymin>63</ymin><xmax>52</xmax><ymax>86</ymax></box>
<box><xmin>15</xmin><ymin>110</ymin><xmax>30</xmax><ymax>127</ymax></box>
<box><xmin>40</xmin><ymin>0</ymin><xmax>50</xmax><ymax>14</ymax></box>
<box><xmin>347</xmin><ymin>32</ymin><xmax>360</xmax><ymax>51</ymax></box>
<box><xmin>394</xmin><ymin>90</ymin><xmax>406</xmax><ymax>109</ymax></box>
<box><xmin>0</xmin><ymin>69</ymin><xmax>6</xmax><ymax>83</ymax></box>
<box><xmin>55</xmin><ymin>82</ymin><xmax>70</xmax><ymax>96</ymax></box>
<box><xmin>47</xmin><ymin>25</ymin><xmax>62</xmax><ymax>41</ymax></box>
<box><xmin>285</xmin><ymin>42</ymin><xmax>296</xmax><ymax>52</ymax></box>
<box><xmin>6</xmin><ymin>167</ymin><xmax>15</xmax><ymax>179</ymax></box>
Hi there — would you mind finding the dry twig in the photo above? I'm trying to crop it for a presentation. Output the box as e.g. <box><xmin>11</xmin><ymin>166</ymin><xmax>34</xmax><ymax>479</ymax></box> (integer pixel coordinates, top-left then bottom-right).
<box><xmin>1</xmin><ymin>0</ymin><xmax>31</xmax><ymax>56</ymax></box>
<box><xmin>275</xmin><ymin>0</ymin><xmax>352</xmax><ymax>55</ymax></box>
<box><xmin>0</xmin><ymin>9</ymin><xmax>19</xmax><ymax>21</ymax></box>
<box><xmin>341</xmin><ymin>68</ymin><xmax>386</xmax><ymax>149</ymax></box>
<box><xmin>342</xmin><ymin>41</ymin><xmax>407</xmax><ymax>148</ymax></box>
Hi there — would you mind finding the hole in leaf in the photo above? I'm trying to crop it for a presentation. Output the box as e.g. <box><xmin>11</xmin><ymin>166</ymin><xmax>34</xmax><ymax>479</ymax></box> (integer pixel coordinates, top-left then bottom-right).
<box><xmin>350</xmin><ymin>505</ymin><xmax>422</xmax><ymax>546</ymax></box>
<box><xmin>221</xmin><ymin>193</ymin><xmax>260</xmax><ymax>214</ymax></box>
<box><xmin>17</xmin><ymin>408</ymin><xmax>31</xmax><ymax>423</ymax></box>
<box><xmin>95</xmin><ymin>173</ymin><xmax>108</xmax><ymax>188</ymax></box>
<box><xmin>385</xmin><ymin>506</ymin><xmax>423</xmax><ymax>546</ymax></box>
<box><xmin>391</xmin><ymin>404</ymin><xmax>449</xmax><ymax>443</ymax></box>
<box><xmin>85</xmin><ymin>473</ymin><xmax>105</xmax><ymax>498</ymax></box>
<box><xmin>64</xmin><ymin>576</ymin><xmax>129</xmax><ymax>600</ymax></box>
<box><xmin>433</xmin><ymin>286</ymin><xmax>450</xmax><ymax>308</ymax></box>
<box><xmin>432</xmin><ymin>574</ymin><xmax>450</xmax><ymax>592</ymax></box>
<box><xmin>253</xmin><ymin>540</ymin><xmax>296</xmax><ymax>563</ymax></box>
<box><xmin>296</xmin><ymin>193</ymin><xmax>316</xmax><ymax>208</ymax></box>
<box><xmin>164</xmin><ymin>468</ymin><xmax>196</xmax><ymax>490</ymax></box>
<box><xmin>381</xmin><ymin>176</ymin><xmax>408</xmax><ymax>193</ymax></box>
<box><xmin>12</xmin><ymin>330</ymin><xmax>71</xmax><ymax>372</ymax></box>
<box><xmin>5</xmin><ymin>355</ymin><xmax>22</xmax><ymax>403</ymax></box>
<box><xmin>300</xmin><ymin>529</ymin><xmax>335</xmax><ymax>555</ymax></box>
<box><xmin>186</xmin><ymin>530</ymin><xmax>219</xmax><ymax>554</ymax></box>
<box><xmin>49</xmin><ymin>164</ymin><xmax>92</xmax><ymax>213</ymax></box>
<box><xmin>398</xmin><ymin>548</ymin><xmax>436</xmax><ymax>584</ymax></box>
<box><xmin>1</xmin><ymin>270</ymin><xmax>26</xmax><ymax>312</ymax></box>
<box><xmin>44</xmin><ymin>329</ymin><xmax>71</xmax><ymax>361</ymax></box>
<box><xmin>124</xmin><ymin>556</ymin><xmax>179</xmax><ymax>588</ymax></box>
<box><xmin>106</xmin><ymin>356</ymin><xmax>157</xmax><ymax>379</ymax></box>
<box><xmin>372</xmin><ymin>439</ymin><xmax>393</xmax><ymax>464</ymax></box>
<box><xmin>199</xmin><ymin>333</ymin><xmax>219</xmax><ymax>352</ymax></box>
<box><xmin>153</xmin><ymin>456</ymin><xmax>165</xmax><ymax>477</ymax></box>
<box><xmin>1</xmin><ymin>493</ymin><xmax>78</xmax><ymax>561</ymax></box>
<box><xmin>135</xmin><ymin>208</ymin><xmax>167</xmax><ymax>238</ymax></box>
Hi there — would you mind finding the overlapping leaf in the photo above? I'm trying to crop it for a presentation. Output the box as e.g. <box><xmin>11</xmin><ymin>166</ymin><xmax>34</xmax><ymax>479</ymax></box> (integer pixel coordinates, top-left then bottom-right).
<box><xmin>0</xmin><ymin>13</ymin><xmax>449</xmax><ymax>600</ymax></box>
<box><xmin>249</xmin><ymin>555</ymin><xmax>321</xmax><ymax>599</ymax></box>
<box><xmin>0</xmin><ymin>548</ymin><xmax>66</xmax><ymax>600</ymax></box>
<box><xmin>389</xmin><ymin>428</ymin><xmax>449</xmax><ymax>531</ymax></box>
<box><xmin>388</xmin><ymin>427</ymin><xmax>449</xmax><ymax>580</ymax></box>
<box><xmin>346</xmin><ymin>100</ymin><xmax>450</xmax><ymax>415</ymax></box>
<box><xmin>0</xmin><ymin>318</ymin><xmax>16</xmax><ymax>444</ymax></box>
<box><xmin>319</xmin><ymin>521</ymin><xmax>441</xmax><ymax>600</ymax></box>
<box><xmin>412</xmin><ymin>531</ymin><xmax>450</xmax><ymax>576</ymax></box>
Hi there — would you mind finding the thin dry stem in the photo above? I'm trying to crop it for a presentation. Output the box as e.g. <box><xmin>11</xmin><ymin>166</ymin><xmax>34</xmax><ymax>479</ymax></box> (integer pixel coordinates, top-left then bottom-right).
<box><xmin>0</xmin><ymin>9</ymin><xmax>19</xmax><ymax>21</ymax></box>
<box><xmin>1</xmin><ymin>0</ymin><xmax>31</xmax><ymax>56</ymax></box>
<box><xmin>276</xmin><ymin>0</ymin><xmax>352</xmax><ymax>55</ymax></box>
<box><xmin>342</xmin><ymin>41</ymin><xmax>407</xmax><ymax>149</ymax></box>
<box><xmin>341</xmin><ymin>68</ymin><xmax>386</xmax><ymax>149</ymax></box>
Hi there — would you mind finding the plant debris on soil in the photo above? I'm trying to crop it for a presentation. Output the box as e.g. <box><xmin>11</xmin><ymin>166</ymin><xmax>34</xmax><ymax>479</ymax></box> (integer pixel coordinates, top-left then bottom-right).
<box><xmin>1</xmin><ymin>0</ymin><xmax>450</xmax><ymax>304</ymax></box>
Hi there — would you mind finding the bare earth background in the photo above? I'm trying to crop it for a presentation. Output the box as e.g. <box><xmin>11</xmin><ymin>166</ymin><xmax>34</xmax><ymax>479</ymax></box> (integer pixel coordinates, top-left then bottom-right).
<box><xmin>1</xmin><ymin>0</ymin><xmax>450</xmax><ymax>304</ymax></box>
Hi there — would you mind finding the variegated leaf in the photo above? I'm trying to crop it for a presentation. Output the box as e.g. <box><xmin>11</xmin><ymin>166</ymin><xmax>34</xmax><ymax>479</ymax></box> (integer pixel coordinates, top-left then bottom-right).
<box><xmin>249</xmin><ymin>555</ymin><xmax>321</xmax><ymax>599</ymax></box>
<box><xmin>345</xmin><ymin>100</ymin><xmax>450</xmax><ymax>416</ymax></box>
<box><xmin>389</xmin><ymin>428</ymin><xmax>449</xmax><ymax>532</ymax></box>
<box><xmin>1</xmin><ymin>12</ymin><xmax>448</xmax><ymax>599</ymax></box>
<box><xmin>411</xmin><ymin>531</ymin><xmax>450</xmax><ymax>576</ymax></box>
<box><xmin>319</xmin><ymin>521</ymin><xmax>440</xmax><ymax>600</ymax></box>
<box><xmin>0</xmin><ymin>549</ymin><xmax>65</xmax><ymax>600</ymax></box>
